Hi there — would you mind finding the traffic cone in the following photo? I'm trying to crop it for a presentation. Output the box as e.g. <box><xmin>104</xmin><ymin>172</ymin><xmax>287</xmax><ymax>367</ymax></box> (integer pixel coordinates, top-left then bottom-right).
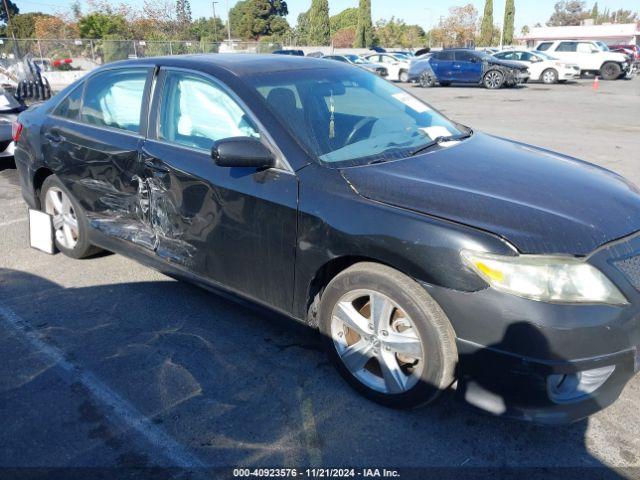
<box><xmin>592</xmin><ymin>75</ymin><xmax>599</xmax><ymax>91</ymax></box>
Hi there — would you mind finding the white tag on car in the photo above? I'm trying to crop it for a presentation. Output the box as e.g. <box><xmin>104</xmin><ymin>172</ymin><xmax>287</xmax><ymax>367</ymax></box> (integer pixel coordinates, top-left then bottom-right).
<box><xmin>28</xmin><ymin>208</ymin><xmax>55</xmax><ymax>254</ymax></box>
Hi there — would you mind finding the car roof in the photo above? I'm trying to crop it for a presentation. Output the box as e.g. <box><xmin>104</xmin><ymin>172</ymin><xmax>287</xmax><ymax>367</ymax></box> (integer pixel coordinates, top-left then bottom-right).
<box><xmin>101</xmin><ymin>54</ymin><xmax>345</xmax><ymax>78</ymax></box>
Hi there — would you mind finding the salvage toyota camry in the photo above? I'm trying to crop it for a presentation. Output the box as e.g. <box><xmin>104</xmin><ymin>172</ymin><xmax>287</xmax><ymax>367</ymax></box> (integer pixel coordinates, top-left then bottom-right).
<box><xmin>13</xmin><ymin>55</ymin><xmax>640</xmax><ymax>424</ymax></box>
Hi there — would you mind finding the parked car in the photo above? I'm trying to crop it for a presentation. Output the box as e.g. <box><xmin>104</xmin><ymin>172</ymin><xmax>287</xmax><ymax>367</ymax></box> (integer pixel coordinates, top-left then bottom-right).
<box><xmin>0</xmin><ymin>87</ymin><xmax>27</xmax><ymax>160</ymax></box>
<box><xmin>407</xmin><ymin>57</ymin><xmax>438</xmax><ymax>87</ymax></box>
<box><xmin>272</xmin><ymin>49</ymin><xmax>304</xmax><ymax>56</ymax></box>
<box><xmin>322</xmin><ymin>55</ymin><xmax>388</xmax><ymax>77</ymax></box>
<box><xmin>535</xmin><ymin>40</ymin><xmax>631</xmax><ymax>80</ymax></box>
<box><xmin>493</xmin><ymin>49</ymin><xmax>580</xmax><ymax>84</ymax></box>
<box><xmin>363</xmin><ymin>53</ymin><xmax>411</xmax><ymax>82</ymax></box>
<box><xmin>428</xmin><ymin>49</ymin><xmax>529</xmax><ymax>89</ymax></box>
<box><xmin>14</xmin><ymin>55</ymin><xmax>640</xmax><ymax>424</ymax></box>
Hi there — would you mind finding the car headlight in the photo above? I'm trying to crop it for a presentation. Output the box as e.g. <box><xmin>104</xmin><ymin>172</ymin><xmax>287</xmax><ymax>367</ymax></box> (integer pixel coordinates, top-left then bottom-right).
<box><xmin>460</xmin><ymin>250</ymin><xmax>627</xmax><ymax>305</ymax></box>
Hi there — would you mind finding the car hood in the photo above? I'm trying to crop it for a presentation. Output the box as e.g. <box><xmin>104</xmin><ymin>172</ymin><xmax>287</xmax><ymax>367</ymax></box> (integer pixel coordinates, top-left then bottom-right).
<box><xmin>487</xmin><ymin>58</ymin><xmax>528</xmax><ymax>70</ymax></box>
<box><xmin>340</xmin><ymin>133</ymin><xmax>640</xmax><ymax>255</ymax></box>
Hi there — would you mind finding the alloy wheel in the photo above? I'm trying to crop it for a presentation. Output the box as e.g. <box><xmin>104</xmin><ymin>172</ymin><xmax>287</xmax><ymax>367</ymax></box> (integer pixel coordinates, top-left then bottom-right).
<box><xmin>484</xmin><ymin>71</ymin><xmax>502</xmax><ymax>89</ymax></box>
<box><xmin>330</xmin><ymin>289</ymin><xmax>424</xmax><ymax>394</ymax></box>
<box><xmin>542</xmin><ymin>69</ymin><xmax>557</xmax><ymax>84</ymax></box>
<box><xmin>44</xmin><ymin>187</ymin><xmax>79</xmax><ymax>250</ymax></box>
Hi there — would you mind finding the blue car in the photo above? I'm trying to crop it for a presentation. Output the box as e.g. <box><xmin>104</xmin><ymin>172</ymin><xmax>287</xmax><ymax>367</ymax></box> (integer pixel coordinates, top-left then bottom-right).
<box><xmin>414</xmin><ymin>49</ymin><xmax>530</xmax><ymax>89</ymax></box>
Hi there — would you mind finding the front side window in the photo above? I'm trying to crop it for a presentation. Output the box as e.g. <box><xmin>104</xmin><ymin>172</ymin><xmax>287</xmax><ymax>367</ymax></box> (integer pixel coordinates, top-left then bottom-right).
<box><xmin>438</xmin><ymin>51</ymin><xmax>454</xmax><ymax>61</ymax></box>
<box><xmin>455</xmin><ymin>51</ymin><xmax>477</xmax><ymax>62</ymax></box>
<box><xmin>158</xmin><ymin>71</ymin><xmax>259</xmax><ymax>151</ymax></box>
<box><xmin>53</xmin><ymin>82</ymin><xmax>83</xmax><ymax>120</ymax></box>
<box><xmin>248</xmin><ymin>67</ymin><xmax>465</xmax><ymax>166</ymax></box>
<box><xmin>81</xmin><ymin>68</ymin><xmax>148</xmax><ymax>133</ymax></box>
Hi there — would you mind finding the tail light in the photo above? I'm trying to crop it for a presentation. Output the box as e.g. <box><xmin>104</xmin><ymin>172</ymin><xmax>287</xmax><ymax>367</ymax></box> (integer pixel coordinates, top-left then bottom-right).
<box><xmin>12</xmin><ymin>121</ymin><xmax>23</xmax><ymax>143</ymax></box>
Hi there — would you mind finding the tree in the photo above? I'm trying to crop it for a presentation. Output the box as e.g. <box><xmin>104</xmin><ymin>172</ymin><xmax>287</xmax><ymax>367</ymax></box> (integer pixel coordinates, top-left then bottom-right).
<box><xmin>331</xmin><ymin>27</ymin><xmax>355</xmax><ymax>48</ymax></box>
<box><xmin>601</xmin><ymin>9</ymin><xmax>638</xmax><ymax>23</ymax></box>
<box><xmin>479</xmin><ymin>0</ymin><xmax>493</xmax><ymax>46</ymax></box>
<box><xmin>375</xmin><ymin>17</ymin><xmax>426</xmax><ymax>48</ymax></box>
<box><xmin>190</xmin><ymin>16</ymin><xmax>225</xmax><ymax>42</ymax></box>
<box><xmin>591</xmin><ymin>2</ymin><xmax>599</xmax><ymax>23</ymax></box>
<box><xmin>79</xmin><ymin>12</ymin><xmax>128</xmax><ymax>38</ymax></box>
<box><xmin>354</xmin><ymin>0</ymin><xmax>373</xmax><ymax>48</ymax></box>
<box><xmin>521</xmin><ymin>25</ymin><xmax>530</xmax><ymax>36</ymax></box>
<box><xmin>330</xmin><ymin>7</ymin><xmax>358</xmax><ymax>32</ymax></box>
<box><xmin>547</xmin><ymin>1</ymin><xmax>588</xmax><ymax>26</ymax></box>
<box><xmin>308</xmin><ymin>0</ymin><xmax>330</xmax><ymax>46</ymax></box>
<box><xmin>430</xmin><ymin>4</ymin><xmax>478</xmax><ymax>48</ymax></box>
<box><xmin>0</xmin><ymin>0</ymin><xmax>19</xmax><ymax>25</ymax></box>
<box><xmin>35</xmin><ymin>15</ymin><xmax>78</xmax><ymax>40</ymax></box>
<box><xmin>7</xmin><ymin>12</ymin><xmax>51</xmax><ymax>38</ymax></box>
<box><xmin>503</xmin><ymin>0</ymin><xmax>515</xmax><ymax>45</ymax></box>
<box><xmin>229</xmin><ymin>0</ymin><xmax>289</xmax><ymax>40</ymax></box>
<box><xmin>295</xmin><ymin>11</ymin><xmax>310</xmax><ymax>44</ymax></box>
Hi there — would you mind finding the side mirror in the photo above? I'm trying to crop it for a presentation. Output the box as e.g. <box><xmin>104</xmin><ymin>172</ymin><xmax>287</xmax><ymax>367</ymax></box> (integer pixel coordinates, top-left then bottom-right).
<box><xmin>212</xmin><ymin>137</ymin><xmax>275</xmax><ymax>169</ymax></box>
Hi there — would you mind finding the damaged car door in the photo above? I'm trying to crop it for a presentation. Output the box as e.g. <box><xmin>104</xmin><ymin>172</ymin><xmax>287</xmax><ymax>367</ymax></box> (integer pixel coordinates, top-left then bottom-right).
<box><xmin>42</xmin><ymin>67</ymin><xmax>154</xmax><ymax>247</ymax></box>
<box><xmin>139</xmin><ymin>68</ymin><xmax>298</xmax><ymax>312</ymax></box>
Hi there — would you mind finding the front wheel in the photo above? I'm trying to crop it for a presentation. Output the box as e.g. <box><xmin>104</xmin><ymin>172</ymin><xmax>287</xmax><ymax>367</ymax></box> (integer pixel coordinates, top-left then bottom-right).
<box><xmin>40</xmin><ymin>175</ymin><xmax>100</xmax><ymax>259</ymax></box>
<box><xmin>319</xmin><ymin>263</ymin><xmax>458</xmax><ymax>409</ymax></box>
<box><xmin>399</xmin><ymin>70</ymin><xmax>409</xmax><ymax>83</ymax></box>
<box><xmin>483</xmin><ymin>70</ymin><xmax>504</xmax><ymax>89</ymax></box>
<box><xmin>541</xmin><ymin>68</ymin><xmax>558</xmax><ymax>84</ymax></box>
<box><xmin>600</xmin><ymin>62</ymin><xmax>621</xmax><ymax>80</ymax></box>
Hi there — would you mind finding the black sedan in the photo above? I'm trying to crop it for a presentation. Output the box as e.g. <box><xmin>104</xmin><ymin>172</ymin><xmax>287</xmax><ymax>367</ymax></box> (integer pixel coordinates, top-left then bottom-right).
<box><xmin>13</xmin><ymin>55</ymin><xmax>640</xmax><ymax>424</ymax></box>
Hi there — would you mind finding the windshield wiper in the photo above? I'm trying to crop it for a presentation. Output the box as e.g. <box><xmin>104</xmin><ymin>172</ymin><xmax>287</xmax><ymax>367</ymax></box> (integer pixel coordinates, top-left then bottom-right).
<box><xmin>410</xmin><ymin>131</ymin><xmax>473</xmax><ymax>157</ymax></box>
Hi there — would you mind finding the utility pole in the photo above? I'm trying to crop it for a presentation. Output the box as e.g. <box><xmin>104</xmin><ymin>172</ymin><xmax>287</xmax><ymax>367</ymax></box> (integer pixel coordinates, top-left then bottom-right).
<box><xmin>212</xmin><ymin>1</ymin><xmax>218</xmax><ymax>41</ymax></box>
<box><xmin>2</xmin><ymin>0</ymin><xmax>20</xmax><ymax>58</ymax></box>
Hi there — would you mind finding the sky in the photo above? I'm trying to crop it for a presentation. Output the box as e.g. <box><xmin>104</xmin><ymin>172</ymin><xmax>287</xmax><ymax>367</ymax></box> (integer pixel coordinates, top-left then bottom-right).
<box><xmin>16</xmin><ymin>0</ymin><xmax>639</xmax><ymax>32</ymax></box>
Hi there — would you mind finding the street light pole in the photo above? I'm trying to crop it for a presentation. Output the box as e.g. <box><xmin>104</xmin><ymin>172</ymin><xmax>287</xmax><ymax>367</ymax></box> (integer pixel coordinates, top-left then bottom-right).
<box><xmin>212</xmin><ymin>1</ymin><xmax>218</xmax><ymax>40</ymax></box>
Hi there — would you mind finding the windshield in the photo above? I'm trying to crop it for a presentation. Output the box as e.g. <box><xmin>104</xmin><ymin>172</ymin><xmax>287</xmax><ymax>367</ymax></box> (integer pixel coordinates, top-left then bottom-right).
<box><xmin>596</xmin><ymin>41</ymin><xmax>610</xmax><ymax>51</ymax></box>
<box><xmin>249</xmin><ymin>67</ymin><xmax>465</xmax><ymax>166</ymax></box>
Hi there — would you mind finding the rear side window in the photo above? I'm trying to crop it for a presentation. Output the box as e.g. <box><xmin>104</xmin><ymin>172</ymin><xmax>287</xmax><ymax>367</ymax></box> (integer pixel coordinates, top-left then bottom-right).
<box><xmin>158</xmin><ymin>71</ymin><xmax>260</xmax><ymax>151</ymax></box>
<box><xmin>557</xmin><ymin>42</ymin><xmax>578</xmax><ymax>52</ymax></box>
<box><xmin>81</xmin><ymin>68</ymin><xmax>149</xmax><ymax>133</ymax></box>
<box><xmin>537</xmin><ymin>42</ymin><xmax>552</xmax><ymax>51</ymax></box>
<box><xmin>53</xmin><ymin>83</ymin><xmax>83</xmax><ymax>120</ymax></box>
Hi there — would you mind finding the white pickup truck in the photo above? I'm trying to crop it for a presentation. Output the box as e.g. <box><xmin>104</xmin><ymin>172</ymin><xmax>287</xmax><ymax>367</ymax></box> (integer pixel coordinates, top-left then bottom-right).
<box><xmin>535</xmin><ymin>40</ymin><xmax>631</xmax><ymax>80</ymax></box>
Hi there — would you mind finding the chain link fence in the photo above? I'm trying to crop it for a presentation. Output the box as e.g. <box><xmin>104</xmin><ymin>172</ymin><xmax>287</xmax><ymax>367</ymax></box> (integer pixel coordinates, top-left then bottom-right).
<box><xmin>0</xmin><ymin>38</ymin><xmax>283</xmax><ymax>70</ymax></box>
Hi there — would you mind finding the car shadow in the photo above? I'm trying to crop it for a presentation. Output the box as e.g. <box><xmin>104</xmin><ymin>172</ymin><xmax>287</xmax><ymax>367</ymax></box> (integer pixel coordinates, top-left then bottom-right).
<box><xmin>0</xmin><ymin>267</ymin><xmax>624</xmax><ymax>478</ymax></box>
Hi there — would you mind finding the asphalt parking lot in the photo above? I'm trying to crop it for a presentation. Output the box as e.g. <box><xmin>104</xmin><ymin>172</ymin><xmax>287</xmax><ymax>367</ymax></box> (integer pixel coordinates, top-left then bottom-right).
<box><xmin>1</xmin><ymin>77</ymin><xmax>639</xmax><ymax>479</ymax></box>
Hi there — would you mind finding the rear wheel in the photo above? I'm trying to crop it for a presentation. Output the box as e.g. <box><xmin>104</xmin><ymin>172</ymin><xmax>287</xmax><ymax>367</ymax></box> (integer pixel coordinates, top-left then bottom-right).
<box><xmin>319</xmin><ymin>262</ymin><xmax>458</xmax><ymax>409</ymax></box>
<box><xmin>541</xmin><ymin>68</ymin><xmax>558</xmax><ymax>84</ymax></box>
<box><xmin>40</xmin><ymin>175</ymin><xmax>100</xmax><ymax>259</ymax></box>
<box><xmin>600</xmin><ymin>62</ymin><xmax>621</xmax><ymax>80</ymax></box>
<box><xmin>483</xmin><ymin>70</ymin><xmax>504</xmax><ymax>89</ymax></box>
<box><xmin>419</xmin><ymin>72</ymin><xmax>436</xmax><ymax>88</ymax></box>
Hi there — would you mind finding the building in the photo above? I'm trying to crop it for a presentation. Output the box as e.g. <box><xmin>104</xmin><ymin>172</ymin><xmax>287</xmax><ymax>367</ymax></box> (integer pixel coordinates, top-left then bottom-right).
<box><xmin>520</xmin><ymin>23</ymin><xmax>640</xmax><ymax>47</ymax></box>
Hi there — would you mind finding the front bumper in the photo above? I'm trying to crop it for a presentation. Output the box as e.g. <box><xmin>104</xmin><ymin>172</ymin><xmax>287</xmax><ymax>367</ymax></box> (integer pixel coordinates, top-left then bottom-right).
<box><xmin>561</xmin><ymin>66</ymin><xmax>581</xmax><ymax>80</ymax></box>
<box><xmin>422</xmin><ymin>232</ymin><xmax>640</xmax><ymax>424</ymax></box>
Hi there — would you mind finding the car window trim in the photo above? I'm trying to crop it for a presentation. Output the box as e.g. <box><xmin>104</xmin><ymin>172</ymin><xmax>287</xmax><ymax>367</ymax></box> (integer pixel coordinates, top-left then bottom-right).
<box><xmin>148</xmin><ymin>65</ymin><xmax>294</xmax><ymax>174</ymax></box>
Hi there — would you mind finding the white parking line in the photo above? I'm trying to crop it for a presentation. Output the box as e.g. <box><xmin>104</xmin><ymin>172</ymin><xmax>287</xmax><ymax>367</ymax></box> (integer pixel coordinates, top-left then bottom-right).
<box><xmin>0</xmin><ymin>305</ymin><xmax>206</xmax><ymax>470</ymax></box>
<box><xmin>0</xmin><ymin>217</ymin><xmax>26</xmax><ymax>227</ymax></box>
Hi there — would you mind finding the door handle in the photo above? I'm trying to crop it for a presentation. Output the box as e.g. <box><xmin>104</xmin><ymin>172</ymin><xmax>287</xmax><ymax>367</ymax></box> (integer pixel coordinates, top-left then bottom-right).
<box><xmin>45</xmin><ymin>132</ymin><xmax>62</xmax><ymax>143</ymax></box>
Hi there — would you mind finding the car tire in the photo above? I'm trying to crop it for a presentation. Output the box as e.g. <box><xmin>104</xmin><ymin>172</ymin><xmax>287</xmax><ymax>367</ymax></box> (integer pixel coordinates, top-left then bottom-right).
<box><xmin>319</xmin><ymin>262</ymin><xmax>458</xmax><ymax>409</ymax></box>
<box><xmin>600</xmin><ymin>62</ymin><xmax>621</xmax><ymax>80</ymax></box>
<box><xmin>541</xmin><ymin>68</ymin><xmax>558</xmax><ymax>84</ymax></box>
<box><xmin>399</xmin><ymin>70</ymin><xmax>409</xmax><ymax>83</ymax></box>
<box><xmin>40</xmin><ymin>175</ymin><xmax>100</xmax><ymax>259</ymax></box>
<box><xmin>483</xmin><ymin>70</ymin><xmax>505</xmax><ymax>89</ymax></box>
<box><xmin>419</xmin><ymin>73</ymin><xmax>436</xmax><ymax>88</ymax></box>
